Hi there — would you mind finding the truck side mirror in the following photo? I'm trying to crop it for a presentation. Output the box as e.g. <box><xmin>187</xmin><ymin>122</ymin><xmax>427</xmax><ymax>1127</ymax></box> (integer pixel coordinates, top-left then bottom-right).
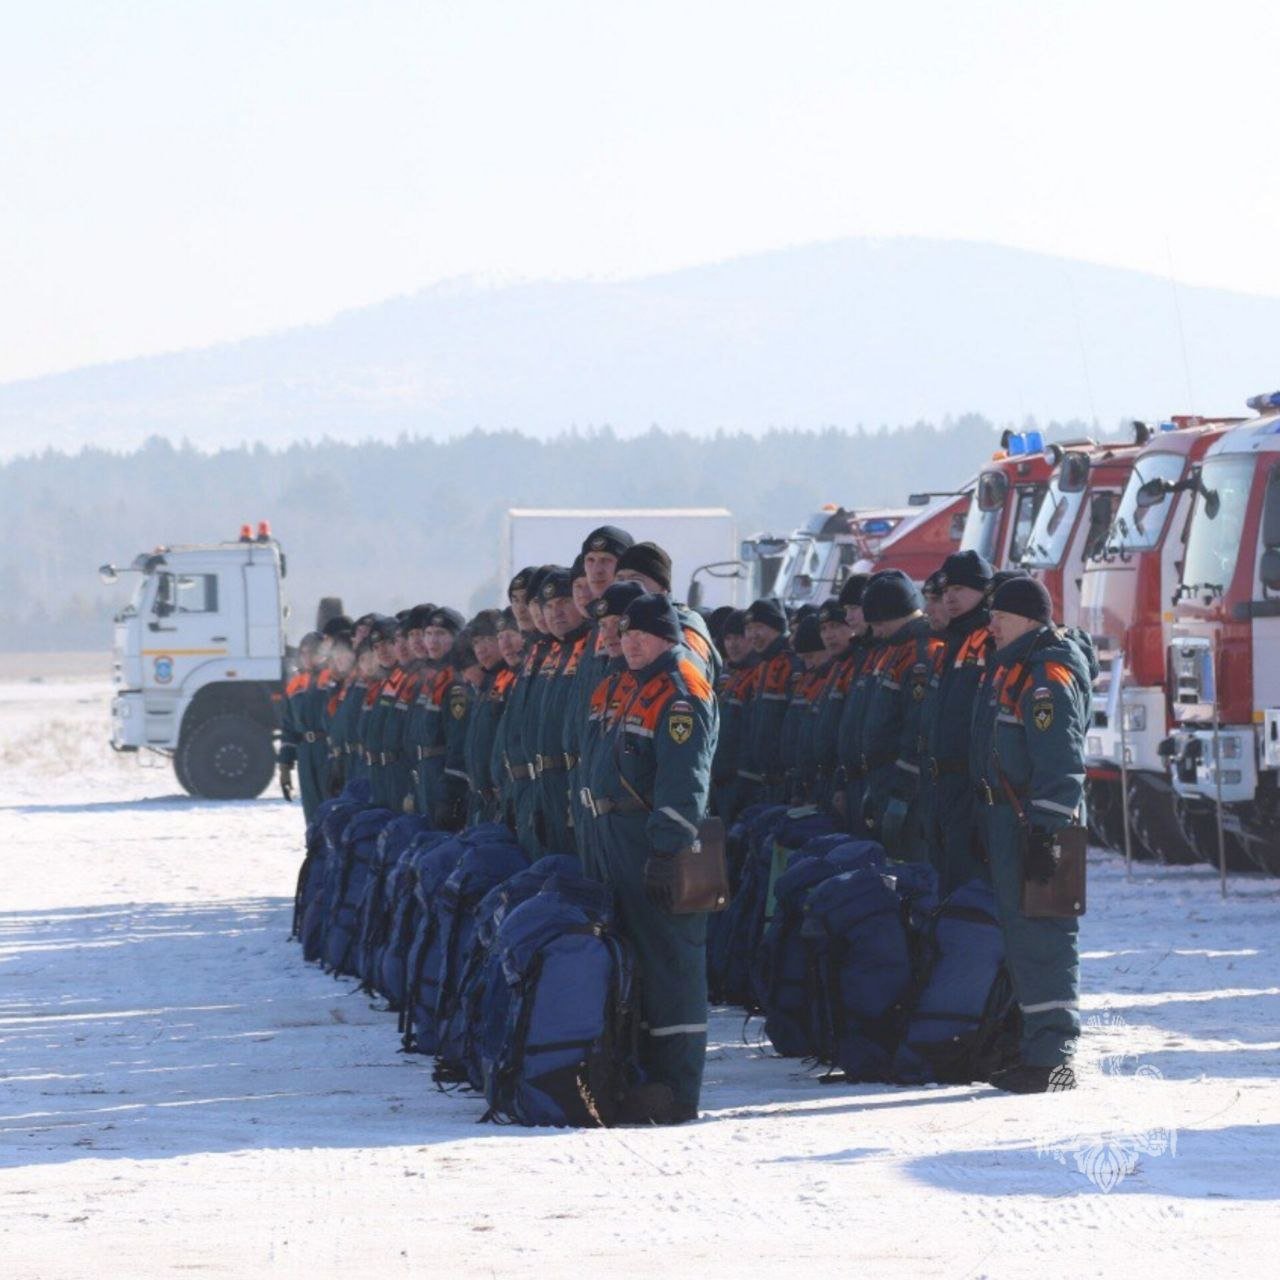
<box><xmin>687</xmin><ymin>579</ymin><xmax>704</xmax><ymax>609</ymax></box>
<box><xmin>1262</xmin><ymin>548</ymin><xmax>1280</xmax><ymax>593</ymax></box>
<box><xmin>1135</xmin><ymin>479</ymin><xmax>1168</xmax><ymax>509</ymax></box>
<box><xmin>98</xmin><ymin>564</ymin><xmax>119</xmax><ymax>585</ymax></box>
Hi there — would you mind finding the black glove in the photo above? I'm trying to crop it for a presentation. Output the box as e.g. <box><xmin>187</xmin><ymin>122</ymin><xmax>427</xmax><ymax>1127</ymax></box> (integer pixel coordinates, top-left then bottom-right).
<box><xmin>1025</xmin><ymin>828</ymin><xmax>1059</xmax><ymax>884</ymax></box>
<box><xmin>644</xmin><ymin>854</ymin><xmax>677</xmax><ymax>913</ymax></box>
<box><xmin>279</xmin><ymin>762</ymin><xmax>294</xmax><ymax>803</ymax></box>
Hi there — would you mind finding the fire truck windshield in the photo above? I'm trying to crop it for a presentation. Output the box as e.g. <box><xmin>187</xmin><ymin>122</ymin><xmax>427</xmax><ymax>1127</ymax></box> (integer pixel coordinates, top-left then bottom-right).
<box><xmin>1021</xmin><ymin>479</ymin><xmax>1083</xmax><ymax>567</ymax></box>
<box><xmin>1106</xmin><ymin>452</ymin><xmax>1186</xmax><ymax>554</ymax></box>
<box><xmin>1181</xmin><ymin>455</ymin><xmax>1255</xmax><ymax>594</ymax></box>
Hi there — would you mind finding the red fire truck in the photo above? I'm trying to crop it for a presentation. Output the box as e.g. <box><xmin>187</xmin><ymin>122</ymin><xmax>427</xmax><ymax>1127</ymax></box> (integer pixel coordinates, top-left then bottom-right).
<box><xmin>956</xmin><ymin>431</ymin><xmax>1054</xmax><ymax>570</ymax></box>
<box><xmin>1163</xmin><ymin>395</ymin><xmax>1280</xmax><ymax>873</ymax></box>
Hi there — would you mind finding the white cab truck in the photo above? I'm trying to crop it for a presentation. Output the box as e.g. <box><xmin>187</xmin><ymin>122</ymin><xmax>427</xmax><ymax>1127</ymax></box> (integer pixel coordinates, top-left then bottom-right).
<box><xmin>503</xmin><ymin>508</ymin><xmax>744</xmax><ymax>608</ymax></box>
<box><xmin>101</xmin><ymin>525</ymin><xmax>288</xmax><ymax>799</ymax></box>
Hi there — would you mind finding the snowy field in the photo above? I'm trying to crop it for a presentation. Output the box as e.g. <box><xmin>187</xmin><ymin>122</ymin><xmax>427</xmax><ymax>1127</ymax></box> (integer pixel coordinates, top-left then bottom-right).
<box><xmin>2</xmin><ymin>679</ymin><xmax>1278</xmax><ymax>1279</ymax></box>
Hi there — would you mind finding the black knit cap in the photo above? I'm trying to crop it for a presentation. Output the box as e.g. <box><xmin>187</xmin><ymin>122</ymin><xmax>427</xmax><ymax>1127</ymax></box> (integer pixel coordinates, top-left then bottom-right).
<box><xmin>620</xmin><ymin>592</ymin><xmax>682</xmax><ymax>644</ymax></box>
<box><xmin>369</xmin><ymin>614</ymin><xmax>400</xmax><ymax>642</ymax></box>
<box><xmin>838</xmin><ymin>573</ymin><xmax>870</xmax><ymax>607</ymax></box>
<box><xmin>581</xmin><ymin>524</ymin><xmax>634</xmax><ymax>560</ymax></box>
<box><xmin>299</xmin><ymin>630</ymin><xmax>323</xmax><ymax>652</ymax></box>
<box><xmin>991</xmin><ymin>568</ymin><xmax>1030</xmax><ymax>592</ymax></box>
<box><xmin>707</xmin><ymin>605</ymin><xmax>735</xmax><ymax>643</ymax></box>
<box><xmin>991</xmin><ymin>576</ymin><xmax>1054</xmax><ymax>625</ymax></box>
<box><xmin>721</xmin><ymin>608</ymin><xmax>747</xmax><ymax>637</ymax></box>
<box><xmin>508</xmin><ymin>567</ymin><xmax>536</xmax><ymax>600</ymax></box>
<box><xmin>467</xmin><ymin>608</ymin><xmax>503</xmax><ymax>638</ymax></box>
<box><xmin>794</xmin><ymin>614</ymin><xmax>825</xmax><ymax>654</ymax></box>
<box><xmin>862</xmin><ymin>570</ymin><xmax>924</xmax><ymax>624</ymax></box>
<box><xmin>496</xmin><ymin>607</ymin><xmax>519</xmax><ymax>634</ymax></box>
<box><xmin>590</xmin><ymin>579</ymin><xmax>645</xmax><ymax>620</ymax></box>
<box><xmin>321</xmin><ymin>615</ymin><xmax>354</xmax><ymax>640</ymax></box>
<box><xmin>746</xmin><ymin>597</ymin><xmax>788</xmax><ymax>633</ymax></box>
<box><xmin>427</xmin><ymin>607</ymin><xmax>464</xmax><ymax>634</ymax></box>
<box><xmin>940</xmin><ymin>550</ymin><xmax>994</xmax><ymax>592</ymax></box>
<box><xmin>922</xmin><ymin>570</ymin><xmax>946</xmax><ymax>599</ymax></box>
<box><xmin>539</xmin><ymin>569</ymin><xmax>574</xmax><ymax>603</ymax></box>
<box><xmin>616</xmin><ymin>541</ymin><xmax>673</xmax><ymax>592</ymax></box>
<box><xmin>817</xmin><ymin>599</ymin><xmax>846</xmax><ymax>625</ymax></box>
<box><xmin>405</xmin><ymin>602</ymin><xmax>437</xmax><ymax>631</ymax></box>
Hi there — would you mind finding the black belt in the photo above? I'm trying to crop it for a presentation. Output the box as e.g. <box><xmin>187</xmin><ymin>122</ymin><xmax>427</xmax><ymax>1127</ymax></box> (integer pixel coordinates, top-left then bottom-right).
<box><xmin>303</xmin><ymin>730</ymin><xmax>327</xmax><ymax>743</ymax></box>
<box><xmin>590</xmin><ymin>796</ymin><xmax>649</xmax><ymax>817</ymax></box>
<box><xmin>927</xmin><ymin>756</ymin><xmax>967</xmax><ymax>780</ymax></box>
<box><xmin>415</xmin><ymin>745</ymin><xmax>446</xmax><ymax>761</ymax></box>
<box><xmin>974</xmin><ymin>779</ymin><xmax>1013</xmax><ymax>807</ymax></box>
<box><xmin>535</xmin><ymin>752</ymin><xmax>577</xmax><ymax>774</ymax></box>
<box><xmin>506</xmin><ymin>760</ymin><xmax>536</xmax><ymax>781</ymax></box>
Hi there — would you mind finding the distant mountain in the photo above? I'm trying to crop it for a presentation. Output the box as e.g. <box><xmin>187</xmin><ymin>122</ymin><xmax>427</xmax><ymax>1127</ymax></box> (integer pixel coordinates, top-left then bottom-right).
<box><xmin>3</xmin><ymin>237</ymin><xmax>1277</xmax><ymax>456</ymax></box>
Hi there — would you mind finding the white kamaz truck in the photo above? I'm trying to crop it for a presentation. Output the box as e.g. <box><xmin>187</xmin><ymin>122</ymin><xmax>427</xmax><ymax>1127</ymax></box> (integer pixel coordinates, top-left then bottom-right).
<box><xmin>100</xmin><ymin>524</ymin><xmax>289</xmax><ymax>799</ymax></box>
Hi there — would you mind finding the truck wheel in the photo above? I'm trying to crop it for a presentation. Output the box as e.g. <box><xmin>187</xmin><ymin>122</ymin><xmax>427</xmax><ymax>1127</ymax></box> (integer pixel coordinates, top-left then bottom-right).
<box><xmin>180</xmin><ymin>713</ymin><xmax>275</xmax><ymax>800</ymax></box>
<box><xmin>172</xmin><ymin>744</ymin><xmax>195</xmax><ymax>796</ymax></box>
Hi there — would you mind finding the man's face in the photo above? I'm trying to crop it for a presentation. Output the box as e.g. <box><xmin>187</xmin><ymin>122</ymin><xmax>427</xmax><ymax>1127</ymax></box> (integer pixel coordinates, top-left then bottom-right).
<box><xmin>353</xmin><ymin>624</ymin><xmax>371</xmax><ymax>648</ymax></box>
<box><xmin>924</xmin><ymin>596</ymin><xmax>949</xmax><ymax>632</ymax></box>
<box><xmin>510</xmin><ymin>590</ymin><xmax>532</xmax><ymax>631</ymax></box>
<box><xmin>545</xmin><ymin>594</ymin><xmax>584</xmax><ymax>639</ymax></box>
<box><xmin>843</xmin><ymin>604</ymin><xmax>864</xmax><ymax>631</ymax></box>
<box><xmin>744</xmin><ymin>620</ymin><xmax>780</xmax><ymax>653</ymax></box>
<box><xmin>820</xmin><ymin>619</ymin><xmax>852</xmax><ymax>655</ymax></box>
<box><xmin>373</xmin><ymin>639</ymin><xmax>396</xmax><ymax>669</ymax></box>
<box><xmin>723</xmin><ymin>632</ymin><xmax>749</xmax><ymax>665</ymax></box>
<box><xmin>395</xmin><ymin>633</ymin><xmax>414</xmax><ymax>666</ymax></box>
<box><xmin>614</xmin><ymin>568</ymin><xmax>664</xmax><ymax>594</ymax></box>
<box><xmin>406</xmin><ymin>627</ymin><xmax>427</xmax><ymax>660</ymax></box>
<box><xmin>620</xmin><ymin>627</ymin><xmax>672</xmax><ymax>671</ymax></box>
<box><xmin>497</xmin><ymin>629</ymin><xmax>525</xmax><ymax>666</ymax></box>
<box><xmin>600</xmin><ymin>614</ymin><xmax>624</xmax><ymax>658</ymax></box>
<box><xmin>990</xmin><ymin>609</ymin><xmax>1041</xmax><ymax>651</ymax></box>
<box><xmin>527</xmin><ymin>599</ymin><xmax>547</xmax><ymax>634</ymax></box>
<box><xmin>357</xmin><ymin>648</ymin><xmax>379</xmax><ymax>678</ymax></box>
<box><xmin>329</xmin><ymin>643</ymin><xmax>355</xmax><ymax>677</ymax></box>
<box><xmin>572</xmin><ymin>577</ymin><xmax>593</xmax><ymax>614</ymax></box>
<box><xmin>299</xmin><ymin>645</ymin><xmax>320</xmax><ymax>672</ymax></box>
<box><xmin>800</xmin><ymin>650</ymin><xmax>823</xmax><ymax>670</ymax></box>
<box><xmin>423</xmin><ymin>626</ymin><xmax>453</xmax><ymax>662</ymax></box>
<box><xmin>944</xmin><ymin>584</ymin><xmax>986</xmax><ymax>620</ymax></box>
<box><xmin>583</xmin><ymin>550</ymin><xmax>618</xmax><ymax>597</ymax></box>
<box><xmin>472</xmin><ymin>633</ymin><xmax>500</xmax><ymax>670</ymax></box>
<box><xmin>869</xmin><ymin>618</ymin><xmax>905</xmax><ymax>641</ymax></box>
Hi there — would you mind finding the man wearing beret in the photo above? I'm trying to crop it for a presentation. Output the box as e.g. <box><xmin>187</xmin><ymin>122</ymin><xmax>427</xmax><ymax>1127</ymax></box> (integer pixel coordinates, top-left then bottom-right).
<box><xmin>918</xmin><ymin>551</ymin><xmax>995</xmax><ymax>890</ymax></box>
<box><xmin>462</xmin><ymin>609</ymin><xmax>511</xmax><ymax>824</ymax></box>
<box><xmin>857</xmin><ymin>570</ymin><xmax>945</xmax><ymax>856</ymax></box>
<box><xmin>737</xmin><ymin>597</ymin><xmax>800</xmax><ymax>806</ymax></box>
<box><xmin>614</xmin><ymin>541</ymin><xmax>720</xmax><ymax>684</ymax></box>
<box><xmin>781</xmin><ymin>613</ymin><xmax>829</xmax><ymax>804</ymax></box>
<box><xmin>586</xmin><ymin>593</ymin><xmax>719</xmax><ymax>1123</ymax></box>
<box><xmin>530</xmin><ymin>567</ymin><xmax>591</xmax><ymax>855</ymax></box>
<box><xmin>970</xmin><ymin>576</ymin><xmax>1092</xmax><ymax>1093</ymax></box>
<box><xmin>576</xmin><ymin>580</ymin><xmax>645</xmax><ymax>877</ymax></box>
<box><xmin>709</xmin><ymin>609</ymin><xmax>756</xmax><ymax>823</ymax></box>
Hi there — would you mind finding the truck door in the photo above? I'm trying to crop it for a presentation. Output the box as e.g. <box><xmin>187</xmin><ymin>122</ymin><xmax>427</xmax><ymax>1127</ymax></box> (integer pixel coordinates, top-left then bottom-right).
<box><xmin>1253</xmin><ymin>464</ymin><xmax>1280</xmax><ymax>737</ymax></box>
<box><xmin>141</xmin><ymin>569</ymin><xmax>230</xmax><ymax>692</ymax></box>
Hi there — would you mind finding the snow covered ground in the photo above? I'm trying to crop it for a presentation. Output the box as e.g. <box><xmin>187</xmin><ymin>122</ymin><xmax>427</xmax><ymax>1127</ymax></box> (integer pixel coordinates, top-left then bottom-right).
<box><xmin>2</xmin><ymin>679</ymin><xmax>1278</xmax><ymax>1278</ymax></box>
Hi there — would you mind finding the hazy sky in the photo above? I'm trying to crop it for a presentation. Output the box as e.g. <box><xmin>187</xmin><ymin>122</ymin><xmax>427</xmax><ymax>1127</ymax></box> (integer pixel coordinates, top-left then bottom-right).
<box><xmin>3</xmin><ymin>0</ymin><xmax>1276</xmax><ymax>384</ymax></box>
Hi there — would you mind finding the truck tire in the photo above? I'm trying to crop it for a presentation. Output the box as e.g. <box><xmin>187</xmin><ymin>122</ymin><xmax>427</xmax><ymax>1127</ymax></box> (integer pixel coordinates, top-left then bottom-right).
<box><xmin>172</xmin><ymin>745</ymin><xmax>195</xmax><ymax>796</ymax></box>
<box><xmin>179</xmin><ymin>713</ymin><xmax>275</xmax><ymax>800</ymax></box>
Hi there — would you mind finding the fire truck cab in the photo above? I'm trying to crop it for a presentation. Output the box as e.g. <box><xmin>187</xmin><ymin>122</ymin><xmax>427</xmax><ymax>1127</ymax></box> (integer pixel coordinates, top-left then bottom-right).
<box><xmin>957</xmin><ymin>431</ymin><xmax>1052</xmax><ymax>570</ymax></box>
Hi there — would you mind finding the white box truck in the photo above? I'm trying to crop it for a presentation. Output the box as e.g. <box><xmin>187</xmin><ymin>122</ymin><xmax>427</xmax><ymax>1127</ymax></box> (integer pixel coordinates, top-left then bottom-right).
<box><xmin>503</xmin><ymin>508</ymin><xmax>745</xmax><ymax>609</ymax></box>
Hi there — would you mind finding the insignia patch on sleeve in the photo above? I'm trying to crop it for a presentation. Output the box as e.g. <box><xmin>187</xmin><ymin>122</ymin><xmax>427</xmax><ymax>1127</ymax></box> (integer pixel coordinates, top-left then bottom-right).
<box><xmin>449</xmin><ymin>689</ymin><xmax>468</xmax><ymax>720</ymax></box>
<box><xmin>667</xmin><ymin>704</ymin><xmax>694</xmax><ymax>744</ymax></box>
<box><xmin>1032</xmin><ymin>701</ymin><xmax>1053</xmax><ymax>731</ymax></box>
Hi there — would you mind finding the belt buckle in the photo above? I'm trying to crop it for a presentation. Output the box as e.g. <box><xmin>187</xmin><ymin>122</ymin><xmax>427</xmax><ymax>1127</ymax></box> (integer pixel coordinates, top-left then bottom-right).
<box><xmin>533</xmin><ymin>754</ymin><xmax>545</xmax><ymax>775</ymax></box>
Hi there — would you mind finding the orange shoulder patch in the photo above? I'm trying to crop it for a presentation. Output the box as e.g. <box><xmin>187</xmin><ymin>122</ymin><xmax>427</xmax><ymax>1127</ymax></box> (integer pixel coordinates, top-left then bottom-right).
<box><xmin>677</xmin><ymin>657</ymin><xmax>714</xmax><ymax>704</ymax></box>
<box><xmin>1042</xmin><ymin>660</ymin><xmax>1075</xmax><ymax>689</ymax></box>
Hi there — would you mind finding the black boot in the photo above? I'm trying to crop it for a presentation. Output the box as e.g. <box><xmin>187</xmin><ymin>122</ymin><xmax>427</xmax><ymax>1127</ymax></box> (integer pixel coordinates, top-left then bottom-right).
<box><xmin>616</xmin><ymin>1082</ymin><xmax>699</xmax><ymax>1126</ymax></box>
<box><xmin>991</xmin><ymin>1064</ymin><xmax>1077</xmax><ymax>1094</ymax></box>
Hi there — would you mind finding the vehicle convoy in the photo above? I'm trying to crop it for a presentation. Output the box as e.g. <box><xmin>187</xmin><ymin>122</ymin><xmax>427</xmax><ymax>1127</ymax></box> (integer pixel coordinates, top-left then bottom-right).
<box><xmin>1162</xmin><ymin>395</ymin><xmax>1280</xmax><ymax>874</ymax></box>
<box><xmin>957</xmin><ymin>431</ymin><xmax>1053</xmax><ymax>570</ymax></box>
<box><xmin>504</xmin><ymin>508</ymin><xmax>743</xmax><ymax>608</ymax></box>
<box><xmin>855</xmin><ymin>486</ymin><xmax>973</xmax><ymax>581</ymax></box>
<box><xmin>741</xmin><ymin>504</ymin><xmax>912</xmax><ymax>608</ymax></box>
<box><xmin>1076</xmin><ymin>418</ymin><xmax>1242</xmax><ymax>861</ymax></box>
<box><xmin>101</xmin><ymin>523</ymin><xmax>289</xmax><ymax>800</ymax></box>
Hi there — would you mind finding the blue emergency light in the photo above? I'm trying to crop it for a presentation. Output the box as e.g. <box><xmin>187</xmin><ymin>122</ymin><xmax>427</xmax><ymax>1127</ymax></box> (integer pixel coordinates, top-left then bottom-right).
<box><xmin>1159</xmin><ymin>420</ymin><xmax>1177</xmax><ymax>432</ymax></box>
<box><xmin>1246</xmin><ymin>390</ymin><xmax>1280</xmax><ymax>412</ymax></box>
<box><xmin>1006</xmin><ymin>434</ymin><xmax>1026</xmax><ymax>456</ymax></box>
<box><xmin>863</xmin><ymin>518</ymin><xmax>893</xmax><ymax>535</ymax></box>
<box><xmin>1023</xmin><ymin>430</ymin><xmax>1045</xmax><ymax>453</ymax></box>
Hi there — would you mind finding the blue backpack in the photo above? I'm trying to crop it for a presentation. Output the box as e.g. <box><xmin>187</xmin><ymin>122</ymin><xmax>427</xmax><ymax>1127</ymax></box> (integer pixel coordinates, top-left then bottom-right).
<box><xmin>297</xmin><ymin>794</ymin><xmax>369</xmax><ymax>963</ymax></box>
<box><xmin>426</xmin><ymin>839</ymin><xmax>530</xmax><ymax>1070</ymax></box>
<box><xmin>890</xmin><ymin>879</ymin><xmax>1019</xmax><ymax>1085</ymax></box>
<box><xmin>352</xmin><ymin>815</ymin><xmax>437</xmax><ymax>995</ymax></box>
<box><xmin>756</xmin><ymin>840</ymin><xmax>886</xmax><ymax>1057</ymax></box>
<box><xmin>435</xmin><ymin>853</ymin><xmax>580</xmax><ymax>1089</ymax></box>
<box><xmin>378</xmin><ymin>831</ymin><xmax>454</xmax><ymax>1010</ymax></box>
<box><xmin>802</xmin><ymin>866</ymin><xmax>913</xmax><ymax>1081</ymax></box>
<box><xmin>323</xmin><ymin>806</ymin><xmax>396</xmax><ymax>976</ymax></box>
<box><xmin>484</xmin><ymin>873</ymin><xmax>639</xmax><ymax>1127</ymax></box>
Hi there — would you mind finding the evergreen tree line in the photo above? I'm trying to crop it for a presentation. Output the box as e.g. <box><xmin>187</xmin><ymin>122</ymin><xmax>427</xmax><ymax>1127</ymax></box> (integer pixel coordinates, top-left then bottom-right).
<box><xmin>0</xmin><ymin>415</ymin><xmax>1104</xmax><ymax>650</ymax></box>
